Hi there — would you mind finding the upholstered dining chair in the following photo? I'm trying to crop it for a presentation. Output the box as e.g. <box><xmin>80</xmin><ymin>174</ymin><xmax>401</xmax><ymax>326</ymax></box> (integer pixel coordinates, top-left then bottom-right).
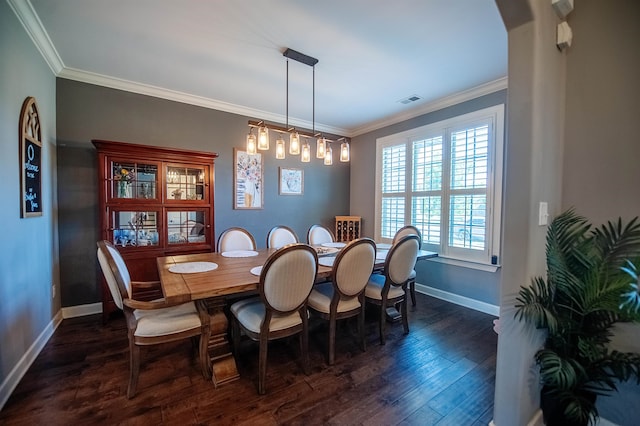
<box><xmin>96</xmin><ymin>240</ymin><xmax>211</xmax><ymax>398</ymax></box>
<box><xmin>230</xmin><ymin>243</ymin><xmax>318</xmax><ymax>394</ymax></box>
<box><xmin>307</xmin><ymin>224</ymin><xmax>335</xmax><ymax>246</ymax></box>
<box><xmin>393</xmin><ymin>225</ymin><xmax>423</xmax><ymax>306</ymax></box>
<box><xmin>217</xmin><ymin>227</ymin><xmax>257</xmax><ymax>252</ymax></box>
<box><xmin>307</xmin><ymin>238</ymin><xmax>376</xmax><ymax>365</ymax></box>
<box><xmin>266</xmin><ymin>225</ymin><xmax>299</xmax><ymax>249</ymax></box>
<box><xmin>365</xmin><ymin>234</ymin><xmax>420</xmax><ymax>345</ymax></box>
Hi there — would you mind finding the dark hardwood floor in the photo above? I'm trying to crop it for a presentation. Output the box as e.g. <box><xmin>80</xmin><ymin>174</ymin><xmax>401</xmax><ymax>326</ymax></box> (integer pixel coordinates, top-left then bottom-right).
<box><xmin>0</xmin><ymin>294</ymin><xmax>498</xmax><ymax>425</ymax></box>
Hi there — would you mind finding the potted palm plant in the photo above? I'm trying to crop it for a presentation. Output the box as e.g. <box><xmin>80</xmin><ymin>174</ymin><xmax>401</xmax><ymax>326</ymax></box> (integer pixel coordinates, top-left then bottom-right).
<box><xmin>515</xmin><ymin>209</ymin><xmax>640</xmax><ymax>426</ymax></box>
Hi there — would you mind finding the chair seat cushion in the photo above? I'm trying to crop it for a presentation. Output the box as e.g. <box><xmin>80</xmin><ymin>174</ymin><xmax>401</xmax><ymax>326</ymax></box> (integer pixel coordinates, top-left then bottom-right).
<box><xmin>308</xmin><ymin>282</ymin><xmax>361</xmax><ymax>314</ymax></box>
<box><xmin>230</xmin><ymin>297</ymin><xmax>303</xmax><ymax>334</ymax></box>
<box><xmin>365</xmin><ymin>274</ymin><xmax>405</xmax><ymax>300</ymax></box>
<box><xmin>408</xmin><ymin>269</ymin><xmax>416</xmax><ymax>280</ymax></box>
<box><xmin>133</xmin><ymin>302</ymin><xmax>201</xmax><ymax>337</ymax></box>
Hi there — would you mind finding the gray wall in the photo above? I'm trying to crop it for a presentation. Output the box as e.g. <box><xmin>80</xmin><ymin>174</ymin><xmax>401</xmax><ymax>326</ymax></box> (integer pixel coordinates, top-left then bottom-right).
<box><xmin>350</xmin><ymin>91</ymin><xmax>506</xmax><ymax>306</ymax></box>
<box><xmin>56</xmin><ymin>79</ymin><xmax>350</xmax><ymax>307</ymax></box>
<box><xmin>0</xmin><ymin>0</ymin><xmax>58</xmax><ymax>404</ymax></box>
<box><xmin>562</xmin><ymin>1</ymin><xmax>640</xmax><ymax>424</ymax></box>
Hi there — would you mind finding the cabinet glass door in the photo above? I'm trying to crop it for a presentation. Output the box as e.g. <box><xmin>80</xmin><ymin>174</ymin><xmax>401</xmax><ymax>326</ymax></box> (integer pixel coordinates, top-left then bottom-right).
<box><xmin>111</xmin><ymin>161</ymin><xmax>159</xmax><ymax>200</ymax></box>
<box><xmin>166</xmin><ymin>165</ymin><xmax>206</xmax><ymax>201</ymax></box>
<box><xmin>166</xmin><ymin>209</ymin><xmax>208</xmax><ymax>245</ymax></box>
<box><xmin>110</xmin><ymin>210</ymin><xmax>160</xmax><ymax>248</ymax></box>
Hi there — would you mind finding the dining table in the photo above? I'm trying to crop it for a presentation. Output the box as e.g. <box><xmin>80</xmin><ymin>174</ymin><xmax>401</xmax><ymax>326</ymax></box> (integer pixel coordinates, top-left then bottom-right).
<box><xmin>157</xmin><ymin>244</ymin><xmax>437</xmax><ymax>386</ymax></box>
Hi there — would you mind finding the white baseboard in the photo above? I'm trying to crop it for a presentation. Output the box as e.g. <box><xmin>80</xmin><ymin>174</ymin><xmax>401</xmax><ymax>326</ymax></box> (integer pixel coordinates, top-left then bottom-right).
<box><xmin>0</xmin><ymin>309</ymin><xmax>63</xmax><ymax>411</ymax></box>
<box><xmin>61</xmin><ymin>302</ymin><xmax>102</xmax><ymax>319</ymax></box>
<box><xmin>415</xmin><ymin>283</ymin><xmax>500</xmax><ymax>316</ymax></box>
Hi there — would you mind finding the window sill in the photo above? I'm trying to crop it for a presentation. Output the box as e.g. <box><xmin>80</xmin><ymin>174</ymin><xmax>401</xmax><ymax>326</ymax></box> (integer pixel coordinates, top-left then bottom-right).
<box><xmin>426</xmin><ymin>256</ymin><xmax>501</xmax><ymax>272</ymax></box>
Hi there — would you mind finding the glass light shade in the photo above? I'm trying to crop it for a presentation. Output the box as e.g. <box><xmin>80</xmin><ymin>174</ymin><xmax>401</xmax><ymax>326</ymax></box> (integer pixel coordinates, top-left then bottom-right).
<box><xmin>275</xmin><ymin>135</ymin><xmax>286</xmax><ymax>159</ymax></box>
<box><xmin>340</xmin><ymin>141</ymin><xmax>350</xmax><ymax>162</ymax></box>
<box><xmin>289</xmin><ymin>131</ymin><xmax>300</xmax><ymax>155</ymax></box>
<box><xmin>316</xmin><ymin>137</ymin><xmax>326</xmax><ymax>159</ymax></box>
<box><xmin>257</xmin><ymin>125</ymin><xmax>269</xmax><ymax>150</ymax></box>
<box><xmin>324</xmin><ymin>145</ymin><xmax>333</xmax><ymax>165</ymax></box>
<box><xmin>301</xmin><ymin>142</ymin><xmax>311</xmax><ymax>162</ymax></box>
<box><xmin>246</xmin><ymin>132</ymin><xmax>257</xmax><ymax>155</ymax></box>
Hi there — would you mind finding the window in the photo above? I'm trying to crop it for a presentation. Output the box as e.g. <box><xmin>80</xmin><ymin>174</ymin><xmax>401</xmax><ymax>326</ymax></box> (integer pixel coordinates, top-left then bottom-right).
<box><xmin>375</xmin><ymin>105</ymin><xmax>504</xmax><ymax>266</ymax></box>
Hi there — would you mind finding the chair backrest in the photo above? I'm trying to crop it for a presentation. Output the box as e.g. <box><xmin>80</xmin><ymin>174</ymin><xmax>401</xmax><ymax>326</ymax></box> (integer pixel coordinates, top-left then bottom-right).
<box><xmin>332</xmin><ymin>238</ymin><xmax>376</xmax><ymax>297</ymax></box>
<box><xmin>217</xmin><ymin>227</ymin><xmax>257</xmax><ymax>252</ymax></box>
<box><xmin>386</xmin><ymin>234</ymin><xmax>420</xmax><ymax>286</ymax></box>
<box><xmin>307</xmin><ymin>224</ymin><xmax>335</xmax><ymax>245</ymax></box>
<box><xmin>266</xmin><ymin>225</ymin><xmax>299</xmax><ymax>249</ymax></box>
<box><xmin>96</xmin><ymin>240</ymin><xmax>132</xmax><ymax>310</ymax></box>
<box><xmin>260</xmin><ymin>243</ymin><xmax>317</xmax><ymax>313</ymax></box>
<box><xmin>393</xmin><ymin>225</ymin><xmax>422</xmax><ymax>246</ymax></box>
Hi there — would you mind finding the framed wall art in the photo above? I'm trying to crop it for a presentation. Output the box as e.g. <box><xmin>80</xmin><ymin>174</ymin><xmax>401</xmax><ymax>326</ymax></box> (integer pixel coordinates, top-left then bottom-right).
<box><xmin>19</xmin><ymin>96</ymin><xmax>43</xmax><ymax>218</ymax></box>
<box><xmin>234</xmin><ymin>148</ymin><xmax>263</xmax><ymax>209</ymax></box>
<box><xmin>279</xmin><ymin>167</ymin><xmax>303</xmax><ymax>195</ymax></box>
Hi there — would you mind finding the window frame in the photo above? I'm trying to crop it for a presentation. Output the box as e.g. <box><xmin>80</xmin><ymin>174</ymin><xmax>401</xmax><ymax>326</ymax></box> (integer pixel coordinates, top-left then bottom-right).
<box><xmin>374</xmin><ymin>104</ymin><xmax>504</xmax><ymax>267</ymax></box>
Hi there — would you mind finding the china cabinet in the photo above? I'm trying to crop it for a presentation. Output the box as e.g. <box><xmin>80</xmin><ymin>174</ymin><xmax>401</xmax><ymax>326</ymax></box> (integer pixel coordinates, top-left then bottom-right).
<box><xmin>93</xmin><ymin>139</ymin><xmax>218</xmax><ymax>322</ymax></box>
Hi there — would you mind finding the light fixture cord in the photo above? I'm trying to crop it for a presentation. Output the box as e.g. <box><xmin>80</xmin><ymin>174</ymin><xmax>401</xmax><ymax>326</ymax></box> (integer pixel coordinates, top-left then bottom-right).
<box><xmin>312</xmin><ymin>64</ymin><xmax>315</xmax><ymax>136</ymax></box>
<box><xmin>286</xmin><ymin>58</ymin><xmax>289</xmax><ymax>130</ymax></box>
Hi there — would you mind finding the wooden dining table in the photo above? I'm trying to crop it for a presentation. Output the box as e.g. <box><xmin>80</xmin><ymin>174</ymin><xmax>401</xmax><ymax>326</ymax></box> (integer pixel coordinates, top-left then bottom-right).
<box><xmin>157</xmin><ymin>246</ymin><xmax>437</xmax><ymax>386</ymax></box>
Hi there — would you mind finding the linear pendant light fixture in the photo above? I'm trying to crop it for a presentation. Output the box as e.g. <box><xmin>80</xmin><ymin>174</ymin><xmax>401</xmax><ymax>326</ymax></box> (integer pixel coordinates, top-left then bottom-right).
<box><xmin>246</xmin><ymin>48</ymin><xmax>350</xmax><ymax>164</ymax></box>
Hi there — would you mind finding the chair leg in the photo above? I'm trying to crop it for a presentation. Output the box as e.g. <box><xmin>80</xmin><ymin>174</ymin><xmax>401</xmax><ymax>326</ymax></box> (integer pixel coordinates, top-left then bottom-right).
<box><xmin>401</xmin><ymin>296</ymin><xmax>410</xmax><ymax>335</ymax></box>
<box><xmin>301</xmin><ymin>312</ymin><xmax>310</xmax><ymax>375</ymax></box>
<box><xmin>359</xmin><ymin>306</ymin><xmax>366</xmax><ymax>353</ymax></box>
<box><xmin>410</xmin><ymin>279</ymin><xmax>417</xmax><ymax>307</ymax></box>
<box><xmin>127</xmin><ymin>339</ymin><xmax>140</xmax><ymax>399</ymax></box>
<box><xmin>379</xmin><ymin>303</ymin><xmax>387</xmax><ymax>345</ymax></box>
<box><xmin>328</xmin><ymin>317</ymin><xmax>336</xmax><ymax>365</ymax></box>
<box><xmin>258</xmin><ymin>333</ymin><xmax>269</xmax><ymax>395</ymax></box>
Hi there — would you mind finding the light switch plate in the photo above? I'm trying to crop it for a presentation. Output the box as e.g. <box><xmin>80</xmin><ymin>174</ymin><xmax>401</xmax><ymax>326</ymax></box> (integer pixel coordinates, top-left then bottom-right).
<box><xmin>539</xmin><ymin>202</ymin><xmax>549</xmax><ymax>226</ymax></box>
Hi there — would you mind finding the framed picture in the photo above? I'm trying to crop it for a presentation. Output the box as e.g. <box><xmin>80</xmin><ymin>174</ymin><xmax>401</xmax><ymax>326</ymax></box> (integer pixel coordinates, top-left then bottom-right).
<box><xmin>279</xmin><ymin>167</ymin><xmax>303</xmax><ymax>195</ymax></box>
<box><xmin>234</xmin><ymin>148</ymin><xmax>263</xmax><ymax>209</ymax></box>
<box><xmin>19</xmin><ymin>97</ymin><xmax>43</xmax><ymax>218</ymax></box>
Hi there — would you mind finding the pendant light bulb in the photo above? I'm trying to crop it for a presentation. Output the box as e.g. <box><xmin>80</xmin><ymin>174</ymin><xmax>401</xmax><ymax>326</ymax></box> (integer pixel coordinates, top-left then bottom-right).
<box><xmin>275</xmin><ymin>135</ymin><xmax>286</xmax><ymax>159</ymax></box>
<box><xmin>289</xmin><ymin>131</ymin><xmax>300</xmax><ymax>155</ymax></box>
<box><xmin>324</xmin><ymin>145</ymin><xmax>333</xmax><ymax>165</ymax></box>
<box><xmin>316</xmin><ymin>137</ymin><xmax>326</xmax><ymax>159</ymax></box>
<box><xmin>257</xmin><ymin>124</ymin><xmax>269</xmax><ymax>150</ymax></box>
<box><xmin>301</xmin><ymin>141</ymin><xmax>311</xmax><ymax>162</ymax></box>
<box><xmin>246</xmin><ymin>130</ymin><xmax>257</xmax><ymax>155</ymax></box>
<box><xmin>340</xmin><ymin>141</ymin><xmax>350</xmax><ymax>162</ymax></box>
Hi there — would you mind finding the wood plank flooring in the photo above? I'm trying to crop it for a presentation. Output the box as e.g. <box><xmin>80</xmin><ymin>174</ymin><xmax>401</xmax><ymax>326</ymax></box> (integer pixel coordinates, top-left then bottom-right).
<box><xmin>0</xmin><ymin>294</ymin><xmax>498</xmax><ymax>425</ymax></box>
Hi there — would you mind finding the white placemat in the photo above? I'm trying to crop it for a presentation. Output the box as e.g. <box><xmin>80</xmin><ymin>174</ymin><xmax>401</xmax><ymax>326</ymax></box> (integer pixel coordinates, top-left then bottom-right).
<box><xmin>376</xmin><ymin>250</ymin><xmax>389</xmax><ymax>260</ymax></box>
<box><xmin>321</xmin><ymin>242</ymin><xmax>346</xmax><ymax>248</ymax></box>
<box><xmin>376</xmin><ymin>243</ymin><xmax>392</xmax><ymax>250</ymax></box>
<box><xmin>169</xmin><ymin>262</ymin><xmax>218</xmax><ymax>274</ymax></box>
<box><xmin>221</xmin><ymin>250</ymin><xmax>259</xmax><ymax>258</ymax></box>
<box><xmin>250</xmin><ymin>266</ymin><xmax>263</xmax><ymax>276</ymax></box>
<box><xmin>318</xmin><ymin>257</ymin><xmax>336</xmax><ymax>267</ymax></box>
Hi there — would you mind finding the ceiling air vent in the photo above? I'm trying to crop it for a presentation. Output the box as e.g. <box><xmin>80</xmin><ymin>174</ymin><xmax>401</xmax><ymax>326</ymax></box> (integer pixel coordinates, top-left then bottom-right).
<box><xmin>398</xmin><ymin>95</ymin><xmax>422</xmax><ymax>105</ymax></box>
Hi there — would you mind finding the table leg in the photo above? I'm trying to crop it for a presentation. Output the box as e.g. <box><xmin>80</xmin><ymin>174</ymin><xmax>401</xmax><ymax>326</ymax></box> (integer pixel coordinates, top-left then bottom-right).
<box><xmin>205</xmin><ymin>297</ymin><xmax>240</xmax><ymax>386</ymax></box>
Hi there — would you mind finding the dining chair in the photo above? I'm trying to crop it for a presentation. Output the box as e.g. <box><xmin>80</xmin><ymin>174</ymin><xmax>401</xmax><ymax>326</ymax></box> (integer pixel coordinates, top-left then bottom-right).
<box><xmin>393</xmin><ymin>225</ymin><xmax>423</xmax><ymax>306</ymax></box>
<box><xmin>365</xmin><ymin>234</ymin><xmax>420</xmax><ymax>345</ymax></box>
<box><xmin>217</xmin><ymin>227</ymin><xmax>257</xmax><ymax>252</ymax></box>
<box><xmin>229</xmin><ymin>243</ymin><xmax>318</xmax><ymax>394</ymax></box>
<box><xmin>266</xmin><ymin>225</ymin><xmax>299</xmax><ymax>249</ymax></box>
<box><xmin>307</xmin><ymin>238</ymin><xmax>376</xmax><ymax>365</ymax></box>
<box><xmin>96</xmin><ymin>240</ymin><xmax>211</xmax><ymax>398</ymax></box>
<box><xmin>307</xmin><ymin>224</ymin><xmax>335</xmax><ymax>246</ymax></box>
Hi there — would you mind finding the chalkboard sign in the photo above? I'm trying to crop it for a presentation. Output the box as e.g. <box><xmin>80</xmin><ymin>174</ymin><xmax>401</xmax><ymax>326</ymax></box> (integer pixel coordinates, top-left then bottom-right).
<box><xmin>19</xmin><ymin>97</ymin><xmax>43</xmax><ymax>217</ymax></box>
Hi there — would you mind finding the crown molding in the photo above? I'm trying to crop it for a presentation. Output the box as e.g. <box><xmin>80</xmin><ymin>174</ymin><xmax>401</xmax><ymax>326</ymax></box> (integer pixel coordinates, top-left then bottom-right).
<box><xmin>350</xmin><ymin>77</ymin><xmax>509</xmax><ymax>137</ymax></box>
<box><xmin>57</xmin><ymin>66</ymin><xmax>351</xmax><ymax>137</ymax></box>
<box><xmin>8</xmin><ymin>0</ymin><xmax>64</xmax><ymax>74</ymax></box>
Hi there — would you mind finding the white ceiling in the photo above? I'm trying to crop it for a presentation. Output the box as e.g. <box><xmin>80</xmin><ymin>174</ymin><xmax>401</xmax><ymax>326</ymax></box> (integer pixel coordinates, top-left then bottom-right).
<box><xmin>13</xmin><ymin>0</ymin><xmax>507</xmax><ymax>137</ymax></box>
